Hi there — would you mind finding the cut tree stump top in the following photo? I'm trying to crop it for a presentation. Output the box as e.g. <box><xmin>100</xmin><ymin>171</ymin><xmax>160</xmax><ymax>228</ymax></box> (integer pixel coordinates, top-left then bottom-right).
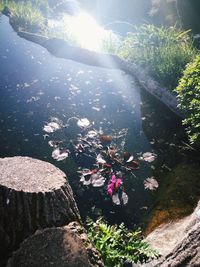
<box><xmin>0</xmin><ymin>156</ymin><xmax>81</xmax><ymax>259</ymax></box>
<box><xmin>0</xmin><ymin>157</ymin><xmax>66</xmax><ymax>193</ymax></box>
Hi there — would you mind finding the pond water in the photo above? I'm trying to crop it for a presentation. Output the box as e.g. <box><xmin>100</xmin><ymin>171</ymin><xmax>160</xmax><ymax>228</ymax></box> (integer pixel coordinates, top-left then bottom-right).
<box><xmin>0</xmin><ymin>15</ymin><xmax>187</xmax><ymax>228</ymax></box>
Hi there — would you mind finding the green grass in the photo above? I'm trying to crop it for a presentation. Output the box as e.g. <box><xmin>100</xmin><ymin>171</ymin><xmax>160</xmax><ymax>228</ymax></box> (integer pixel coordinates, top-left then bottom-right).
<box><xmin>86</xmin><ymin>217</ymin><xmax>159</xmax><ymax>267</ymax></box>
<box><xmin>0</xmin><ymin>0</ymin><xmax>47</xmax><ymax>32</ymax></box>
<box><xmin>119</xmin><ymin>24</ymin><xmax>196</xmax><ymax>90</ymax></box>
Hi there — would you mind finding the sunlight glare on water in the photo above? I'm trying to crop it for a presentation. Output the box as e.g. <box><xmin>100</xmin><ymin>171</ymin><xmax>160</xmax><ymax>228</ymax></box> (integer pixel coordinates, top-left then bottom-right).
<box><xmin>62</xmin><ymin>11</ymin><xmax>113</xmax><ymax>51</ymax></box>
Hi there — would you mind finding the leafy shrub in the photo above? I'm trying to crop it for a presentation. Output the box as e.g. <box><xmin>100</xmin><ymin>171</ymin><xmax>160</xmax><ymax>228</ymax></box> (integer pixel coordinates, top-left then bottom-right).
<box><xmin>119</xmin><ymin>24</ymin><xmax>196</xmax><ymax>90</ymax></box>
<box><xmin>175</xmin><ymin>54</ymin><xmax>200</xmax><ymax>145</ymax></box>
<box><xmin>86</xmin><ymin>217</ymin><xmax>159</xmax><ymax>267</ymax></box>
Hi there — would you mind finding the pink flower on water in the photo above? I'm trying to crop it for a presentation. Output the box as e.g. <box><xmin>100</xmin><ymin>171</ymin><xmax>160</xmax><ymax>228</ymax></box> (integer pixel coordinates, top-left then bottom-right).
<box><xmin>107</xmin><ymin>174</ymin><xmax>122</xmax><ymax>196</ymax></box>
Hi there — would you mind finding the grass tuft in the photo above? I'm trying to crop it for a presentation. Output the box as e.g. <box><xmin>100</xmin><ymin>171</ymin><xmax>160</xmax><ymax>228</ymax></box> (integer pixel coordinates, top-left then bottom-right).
<box><xmin>119</xmin><ymin>24</ymin><xmax>196</xmax><ymax>90</ymax></box>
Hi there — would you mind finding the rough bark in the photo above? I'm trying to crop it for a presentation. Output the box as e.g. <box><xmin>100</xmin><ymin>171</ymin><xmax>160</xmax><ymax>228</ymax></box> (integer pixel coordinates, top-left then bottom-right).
<box><xmin>0</xmin><ymin>156</ymin><xmax>81</xmax><ymax>258</ymax></box>
<box><xmin>7</xmin><ymin>223</ymin><xmax>104</xmax><ymax>267</ymax></box>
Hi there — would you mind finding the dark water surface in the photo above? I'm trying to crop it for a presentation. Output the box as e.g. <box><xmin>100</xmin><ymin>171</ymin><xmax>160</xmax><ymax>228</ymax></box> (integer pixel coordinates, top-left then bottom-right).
<box><xmin>0</xmin><ymin>15</ymin><xmax>186</xmax><ymax>227</ymax></box>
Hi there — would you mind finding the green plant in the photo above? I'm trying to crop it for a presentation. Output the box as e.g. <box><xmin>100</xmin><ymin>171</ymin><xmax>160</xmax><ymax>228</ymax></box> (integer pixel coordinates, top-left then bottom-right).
<box><xmin>119</xmin><ymin>24</ymin><xmax>196</xmax><ymax>90</ymax></box>
<box><xmin>175</xmin><ymin>54</ymin><xmax>200</xmax><ymax>145</ymax></box>
<box><xmin>86</xmin><ymin>217</ymin><xmax>159</xmax><ymax>267</ymax></box>
<box><xmin>101</xmin><ymin>30</ymin><xmax>122</xmax><ymax>54</ymax></box>
<box><xmin>10</xmin><ymin>1</ymin><xmax>46</xmax><ymax>32</ymax></box>
<box><xmin>0</xmin><ymin>0</ymin><xmax>48</xmax><ymax>32</ymax></box>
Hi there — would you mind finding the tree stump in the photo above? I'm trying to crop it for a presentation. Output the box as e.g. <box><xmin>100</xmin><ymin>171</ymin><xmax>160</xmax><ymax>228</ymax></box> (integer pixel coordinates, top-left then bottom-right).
<box><xmin>0</xmin><ymin>156</ymin><xmax>81</xmax><ymax>259</ymax></box>
<box><xmin>7</xmin><ymin>223</ymin><xmax>104</xmax><ymax>267</ymax></box>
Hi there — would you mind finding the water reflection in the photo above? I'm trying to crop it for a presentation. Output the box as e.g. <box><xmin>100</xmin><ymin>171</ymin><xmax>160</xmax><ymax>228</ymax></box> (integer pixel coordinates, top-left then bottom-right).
<box><xmin>48</xmin><ymin>10</ymin><xmax>120</xmax><ymax>52</ymax></box>
<box><xmin>0</xmin><ymin>15</ymin><xmax>185</xmax><ymax>228</ymax></box>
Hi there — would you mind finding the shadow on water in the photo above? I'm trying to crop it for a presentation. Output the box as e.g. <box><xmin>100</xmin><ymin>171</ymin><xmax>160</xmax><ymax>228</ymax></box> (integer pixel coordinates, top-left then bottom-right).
<box><xmin>0</xmin><ymin>14</ymin><xmax>199</xmax><ymax>235</ymax></box>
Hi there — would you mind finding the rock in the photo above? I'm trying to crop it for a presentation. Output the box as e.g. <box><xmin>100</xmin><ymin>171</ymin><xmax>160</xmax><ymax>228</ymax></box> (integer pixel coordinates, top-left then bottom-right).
<box><xmin>67</xmin><ymin>222</ymin><xmax>104</xmax><ymax>267</ymax></box>
<box><xmin>156</xmin><ymin>222</ymin><xmax>200</xmax><ymax>266</ymax></box>
<box><xmin>0</xmin><ymin>157</ymin><xmax>81</xmax><ymax>259</ymax></box>
<box><xmin>7</xmin><ymin>223</ymin><xmax>103</xmax><ymax>267</ymax></box>
<box><xmin>2</xmin><ymin>6</ymin><xmax>12</xmax><ymax>16</ymax></box>
<box><xmin>146</xmin><ymin>201</ymin><xmax>200</xmax><ymax>266</ymax></box>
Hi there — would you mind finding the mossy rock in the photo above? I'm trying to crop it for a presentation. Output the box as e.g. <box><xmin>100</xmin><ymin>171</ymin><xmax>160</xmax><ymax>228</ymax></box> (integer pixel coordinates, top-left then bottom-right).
<box><xmin>145</xmin><ymin>162</ymin><xmax>200</xmax><ymax>235</ymax></box>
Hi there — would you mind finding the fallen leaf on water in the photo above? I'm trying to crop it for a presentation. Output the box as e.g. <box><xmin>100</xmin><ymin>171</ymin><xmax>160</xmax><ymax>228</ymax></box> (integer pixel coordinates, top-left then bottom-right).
<box><xmin>127</xmin><ymin>160</ymin><xmax>139</xmax><ymax>170</ymax></box>
<box><xmin>90</xmin><ymin>173</ymin><xmax>106</xmax><ymax>187</ymax></box>
<box><xmin>144</xmin><ymin>177</ymin><xmax>159</xmax><ymax>190</ymax></box>
<box><xmin>43</xmin><ymin>117</ymin><xmax>63</xmax><ymax>133</ymax></box>
<box><xmin>121</xmin><ymin>191</ymin><xmax>129</xmax><ymax>205</ymax></box>
<box><xmin>43</xmin><ymin>122</ymin><xmax>60</xmax><ymax>133</ymax></box>
<box><xmin>123</xmin><ymin>151</ymin><xmax>131</xmax><ymax>161</ymax></box>
<box><xmin>99</xmin><ymin>135</ymin><xmax>112</xmax><ymax>143</ymax></box>
<box><xmin>96</xmin><ymin>154</ymin><xmax>106</xmax><ymax>164</ymax></box>
<box><xmin>112</xmin><ymin>193</ymin><xmax>120</xmax><ymax>205</ymax></box>
<box><xmin>80</xmin><ymin>175</ymin><xmax>91</xmax><ymax>186</ymax></box>
<box><xmin>142</xmin><ymin>152</ymin><xmax>157</xmax><ymax>162</ymax></box>
<box><xmin>77</xmin><ymin>118</ymin><xmax>91</xmax><ymax>128</ymax></box>
<box><xmin>126</xmin><ymin>155</ymin><xmax>134</xmax><ymax>163</ymax></box>
<box><xmin>48</xmin><ymin>140</ymin><xmax>61</xmax><ymax>147</ymax></box>
<box><xmin>86</xmin><ymin>130</ymin><xmax>98</xmax><ymax>139</ymax></box>
<box><xmin>51</xmin><ymin>148</ymin><xmax>69</xmax><ymax>161</ymax></box>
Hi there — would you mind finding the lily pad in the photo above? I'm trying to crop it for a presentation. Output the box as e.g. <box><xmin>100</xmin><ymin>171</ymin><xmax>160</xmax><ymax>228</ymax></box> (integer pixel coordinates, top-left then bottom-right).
<box><xmin>144</xmin><ymin>177</ymin><xmax>159</xmax><ymax>190</ymax></box>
